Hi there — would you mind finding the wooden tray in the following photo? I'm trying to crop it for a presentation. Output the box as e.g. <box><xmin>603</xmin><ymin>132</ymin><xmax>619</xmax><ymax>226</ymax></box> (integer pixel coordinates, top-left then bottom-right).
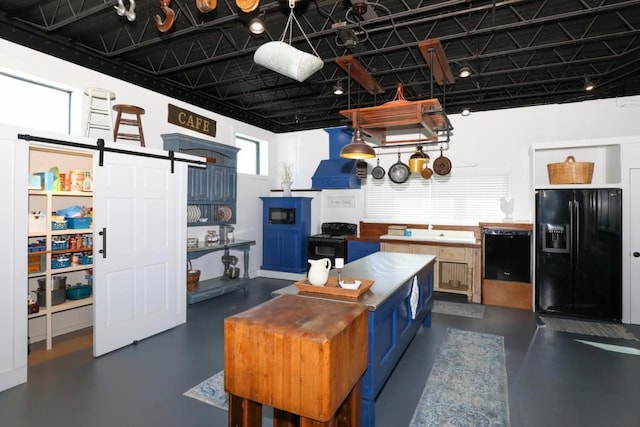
<box><xmin>295</xmin><ymin>276</ymin><xmax>374</xmax><ymax>299</ymax></box>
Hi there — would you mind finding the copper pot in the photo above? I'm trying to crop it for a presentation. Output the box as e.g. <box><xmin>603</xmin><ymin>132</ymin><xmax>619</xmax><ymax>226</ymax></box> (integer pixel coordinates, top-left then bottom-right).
<box><xmin>421</xmin><ymin>167</ymin><xmax>433</xmax><ymax>179</ymax></box>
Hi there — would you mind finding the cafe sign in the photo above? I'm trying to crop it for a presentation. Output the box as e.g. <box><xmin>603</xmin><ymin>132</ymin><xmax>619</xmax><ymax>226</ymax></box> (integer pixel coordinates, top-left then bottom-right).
<box><xmin>168</xmin><ymin>104</ymin><xmax>216</xmax><ymax>137</ymax></box>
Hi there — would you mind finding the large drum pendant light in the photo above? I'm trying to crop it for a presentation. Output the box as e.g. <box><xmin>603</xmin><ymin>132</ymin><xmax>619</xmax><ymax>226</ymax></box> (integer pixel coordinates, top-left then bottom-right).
<box><xmin>253</xmin><ymin>0</ymin><xmax>323</xmax><ymax>82</ymax></box>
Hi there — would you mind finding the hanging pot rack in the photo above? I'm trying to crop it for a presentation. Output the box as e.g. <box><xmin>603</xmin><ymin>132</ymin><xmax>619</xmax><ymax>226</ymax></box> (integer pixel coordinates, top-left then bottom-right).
<box><xmin>338</xmin><ymin>38</ymin><xmax>454</xmax><ymax>148</ymax></box>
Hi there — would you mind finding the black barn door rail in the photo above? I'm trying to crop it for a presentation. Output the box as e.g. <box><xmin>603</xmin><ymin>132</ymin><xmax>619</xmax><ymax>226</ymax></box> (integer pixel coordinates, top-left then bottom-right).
<box><xmin>18</xmin><ymin>134</ymin><xmax>207</xmax><ymax>172</ymax></box>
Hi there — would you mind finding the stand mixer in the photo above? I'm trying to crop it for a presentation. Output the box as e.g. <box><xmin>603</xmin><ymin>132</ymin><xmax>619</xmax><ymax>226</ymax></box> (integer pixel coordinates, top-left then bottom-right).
<box><xmin>222</xmin><ymin>254</ymin><xmax>240</xmax><ymax>279</ymax></box>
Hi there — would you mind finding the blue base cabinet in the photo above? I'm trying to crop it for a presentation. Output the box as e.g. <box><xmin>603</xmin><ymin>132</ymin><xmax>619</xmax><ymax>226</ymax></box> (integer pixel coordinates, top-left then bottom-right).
<box><xmin>260</xmin><ymin>197</ymin><xmax>312</xmax><ymax>273</ymax></box>
<box><xmin>347</xmin><ymin>240</ymin><xmax>380</xmax><ymax>263</ymax></box>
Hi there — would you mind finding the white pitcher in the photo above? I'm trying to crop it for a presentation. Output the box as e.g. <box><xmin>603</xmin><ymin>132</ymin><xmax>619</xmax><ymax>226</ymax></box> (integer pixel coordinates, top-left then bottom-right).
<box><xmin>307</xmin><ymin>258</ymin><xmax>331</xmax><ymax>286</ymax></box>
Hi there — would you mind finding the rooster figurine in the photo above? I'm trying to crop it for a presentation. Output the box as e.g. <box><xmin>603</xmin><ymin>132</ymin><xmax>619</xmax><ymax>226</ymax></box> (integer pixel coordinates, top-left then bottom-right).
<box><xmin>500</xmin><ymin>197</ymin><xmax>514</xmax><ymax>222</ymax></box>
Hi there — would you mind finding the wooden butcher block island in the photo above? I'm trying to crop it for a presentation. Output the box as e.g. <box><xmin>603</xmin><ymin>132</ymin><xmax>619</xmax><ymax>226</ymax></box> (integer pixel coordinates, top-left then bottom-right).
<box><xmin>224</xmin><ymin>294</ymin><xmax>368</xmax><ymax>425</ymax></box>
<box><xmin>273</xmin><ymin>251</ymin><xmax>436</xmax><ymax>427</ymax></box>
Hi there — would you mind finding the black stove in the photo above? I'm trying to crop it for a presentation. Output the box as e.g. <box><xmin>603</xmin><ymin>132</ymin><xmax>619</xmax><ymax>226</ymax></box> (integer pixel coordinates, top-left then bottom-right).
<box><xmin>307</xmin><ymin>222</ymin><xmax>357</xmax><ymax>266</ymax></box>
<box><xmin>311</xmin><ymin>222</ymin><xmax>358</xmax><ymax>239</ymax></box>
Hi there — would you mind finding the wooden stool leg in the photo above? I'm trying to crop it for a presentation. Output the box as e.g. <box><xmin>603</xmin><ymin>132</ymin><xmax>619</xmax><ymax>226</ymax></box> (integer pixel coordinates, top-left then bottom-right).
<box><xmin>113</xmin><ymin>110</ymin><xmax>123</xmax><ymax>142</ymax></box>
<box><xmin>228</xmin><ymin>394</ymin><xmax>262</xmax><ymax>427</ymax></box>
<box><xmin>136</xmin><ymin>112</ymin><xmax>145</xmax><ymax>147</ymax></box>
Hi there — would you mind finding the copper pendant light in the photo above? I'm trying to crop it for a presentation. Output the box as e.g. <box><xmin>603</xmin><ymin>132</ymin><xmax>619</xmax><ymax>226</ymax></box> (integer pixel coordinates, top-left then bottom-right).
<box><xmin>340</xmin><ymin>128</ymin><xmax>376</xmax><ymax>159</ymax></box>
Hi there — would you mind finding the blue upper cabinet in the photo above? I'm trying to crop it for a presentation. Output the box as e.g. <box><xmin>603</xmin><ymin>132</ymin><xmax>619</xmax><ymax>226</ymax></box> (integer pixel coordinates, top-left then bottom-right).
<box><xmin>162</xmin><ymin>133</ymin><xmax>239</xmax><ymax>226</ymax></box>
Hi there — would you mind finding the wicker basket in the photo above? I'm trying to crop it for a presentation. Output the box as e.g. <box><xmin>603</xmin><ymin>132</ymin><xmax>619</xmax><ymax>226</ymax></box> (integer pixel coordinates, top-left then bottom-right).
<box><xmin>547</xmin><ymin>156</ymin><xmax>594</xmax><ymax>184</ymax></box>
<box><xmin>187</xmin><ymin>260</ymin><xmax>200</xmax><ymax>292</ymax></box>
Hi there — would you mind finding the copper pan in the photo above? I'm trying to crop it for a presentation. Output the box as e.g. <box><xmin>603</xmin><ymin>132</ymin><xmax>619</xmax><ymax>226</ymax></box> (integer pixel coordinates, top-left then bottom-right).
<box><xmin>433</xmin><ymin>147</ymin><xmax>452</xmax><ymax>176</ymax></box>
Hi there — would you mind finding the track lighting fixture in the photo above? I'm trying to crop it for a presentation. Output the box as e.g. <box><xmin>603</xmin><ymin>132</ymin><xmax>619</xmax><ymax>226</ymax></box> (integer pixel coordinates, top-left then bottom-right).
<box><xmin>584</xmin><ymin>77</ymin><xmax>595</xmax><ymax>91</ymax></box>
<box><xmin>458</xmin><ymin>66</ymin><xmax>472</xmax><ymax>78</ymax></box>
<box><xmin>333</xmin><ymin>81</ymin><xmax>344</xmax><ymax>95</ymax></box>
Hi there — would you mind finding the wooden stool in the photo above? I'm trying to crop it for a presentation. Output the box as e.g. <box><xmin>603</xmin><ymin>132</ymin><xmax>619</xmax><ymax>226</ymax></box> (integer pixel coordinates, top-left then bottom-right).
<box><xmin>113</xmin><ymin>104</ymin><xmax>146</xmax><ymax>147</ymax></box>
<box><xmin>224</xmin><ymin>294</ymin><xmax>368</xmax><ymax>426</ymax></box>
<box><xmin>83</xmin><ymin>88</ymin><xmax>115</xmax><ymax>138</ymax></box>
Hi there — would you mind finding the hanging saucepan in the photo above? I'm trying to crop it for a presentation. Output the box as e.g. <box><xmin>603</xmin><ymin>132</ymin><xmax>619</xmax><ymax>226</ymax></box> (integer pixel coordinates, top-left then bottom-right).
<box><xmin>421</xmin><ymin>166</ymin><xmax>433</xmax><ymax>179</ymax></box>
<box><xmin>433</xmin><ymin>147</ymin><xmax>452</xmax><ymax>176</ymax></box>
<box><xmin>371</xmin><ymin>154</ymin><xmax>386</xmax><ymax>179</ymax></box>
<box><xmin>388</xmin><ymin>152</ymin><xmax>410</xmax><ymax>184</ymax></box>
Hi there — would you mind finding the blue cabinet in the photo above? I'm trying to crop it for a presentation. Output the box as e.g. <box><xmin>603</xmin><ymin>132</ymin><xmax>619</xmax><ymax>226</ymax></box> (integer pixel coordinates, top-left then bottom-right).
<box><xmin>260</xmin><ymin>197</ymin><xmax>312</xmax><ymax>273</ymax></box>
<box><xmin>347</xmin><ymin>240</ymin><xmax>380</xmax><ymax>263</ymax></box>
<box><xmin>162</xmin><ymin>133</ymin><xmax>238</xmax><ymax>226</ymax></box>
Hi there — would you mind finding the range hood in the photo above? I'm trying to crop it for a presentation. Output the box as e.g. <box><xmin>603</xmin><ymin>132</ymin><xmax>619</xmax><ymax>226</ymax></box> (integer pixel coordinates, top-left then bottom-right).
<box><xmin>311</xmin><ymin>127</ymin><xmax>361</xmax><ymax>189</ymax></box>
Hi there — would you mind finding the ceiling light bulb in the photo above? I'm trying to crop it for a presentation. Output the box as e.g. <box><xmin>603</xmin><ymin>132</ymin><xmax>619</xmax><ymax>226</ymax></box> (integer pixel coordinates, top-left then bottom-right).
<box><xmin>333</xmin><ymin>82</ymin><xmax>344</xmax><ymax>95</ymax></box>
<box><xmin>584</xmin><ymin>77</ymin><xmax>595</xmax><ymax>91</ymax></box>
<box><xmin>459</xmin><ymin>66</ymin><xmax>472</xmax><ymax>78</ymax></box>
<box><xmin>249</xmin><ymin>17</ymin><xmax>265</xmax><ymax>34</ymax></box>
<box><xmin>461</xmin><ymin>107</ymin><xmax>471</xmax><ymax>116</ymax></box>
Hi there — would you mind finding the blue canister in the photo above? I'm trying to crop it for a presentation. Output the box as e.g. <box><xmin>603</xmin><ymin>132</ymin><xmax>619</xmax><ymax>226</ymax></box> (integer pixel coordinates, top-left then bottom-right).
<box><xmin>404</xmin><ymin>228</ymin><xmax>412</xmax><ymax>236</ymax></box>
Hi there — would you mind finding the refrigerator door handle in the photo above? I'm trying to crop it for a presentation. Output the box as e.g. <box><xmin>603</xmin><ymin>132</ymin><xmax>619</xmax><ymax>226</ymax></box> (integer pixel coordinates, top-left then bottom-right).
<box><xmin>574</xmin><ymin>200</ymin><xmax>580</xmax><ymax>255</ymax></box>
<box><xmin>568</xmin><ymin>200</ymin><xmax>574</xmax><ymax>256</ymax></box>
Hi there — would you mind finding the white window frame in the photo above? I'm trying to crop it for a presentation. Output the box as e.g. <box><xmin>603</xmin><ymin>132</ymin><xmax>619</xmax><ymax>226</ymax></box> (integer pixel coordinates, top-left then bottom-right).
<box><xmin>235</xmin><ymin>133</ymin><xmax>268</xmax><ymax>176</ymax></box>
<box><xmin>0</xmin><ymin>72</ymin><xmax>71</xmax><ymax>134</ymax></box>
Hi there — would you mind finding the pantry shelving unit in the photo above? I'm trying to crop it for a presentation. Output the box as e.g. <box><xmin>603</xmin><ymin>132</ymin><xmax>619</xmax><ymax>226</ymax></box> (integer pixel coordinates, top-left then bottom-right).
<box><xmin>28</xmin><ymin>147</ymin><xmax>94</xmax><ymax>350</ymax></box>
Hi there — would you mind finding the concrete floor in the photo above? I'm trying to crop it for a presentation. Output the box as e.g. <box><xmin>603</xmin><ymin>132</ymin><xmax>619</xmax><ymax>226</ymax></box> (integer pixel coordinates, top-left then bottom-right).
<box><xmin>2</xmin><ymin>277</ymin><xmax>640</xmax><ymax>427</ymax></box>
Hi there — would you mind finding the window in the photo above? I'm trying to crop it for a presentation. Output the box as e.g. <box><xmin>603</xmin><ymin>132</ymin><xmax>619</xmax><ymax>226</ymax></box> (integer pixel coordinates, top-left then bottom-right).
<box><xmin>236</xmin><ymin>134</ymin><xmax>267</xmax><ymax>175</ymax></box>
<box><xmin>0</xmin><ymin>72</ymin><xmax>71</xmax><ymax>134</ymax></box>
<box><xmin>365</xmin><ymin>171</ymin><xmax>510</xmax><ymax>225</ymax></box>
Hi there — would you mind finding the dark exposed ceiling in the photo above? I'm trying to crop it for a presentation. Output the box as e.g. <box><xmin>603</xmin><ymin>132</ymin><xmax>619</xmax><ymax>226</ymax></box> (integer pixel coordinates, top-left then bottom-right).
<box><xmin>1</xmin><ymin>0</ymin><xmax>639</xmax><ymax>133</ymax></box>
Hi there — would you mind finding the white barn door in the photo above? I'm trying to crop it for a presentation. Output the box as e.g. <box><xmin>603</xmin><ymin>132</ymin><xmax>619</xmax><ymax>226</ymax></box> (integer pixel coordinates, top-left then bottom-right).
<box><xmin>93</xmin><ymin>150</ymin><xmax>186</xmax><ymax>357</ymax></box>
<box><xmin>0</xmin><ymin>136</ymin><xmax>28</xmax><ymax>392</ymax></box>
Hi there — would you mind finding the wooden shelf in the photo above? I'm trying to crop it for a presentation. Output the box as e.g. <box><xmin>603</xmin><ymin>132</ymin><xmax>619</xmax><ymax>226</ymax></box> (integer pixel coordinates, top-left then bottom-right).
<box><xmin>28</xmin><ymin>297</ymin><xmax>94</xmax><ymax>319</ymax></box>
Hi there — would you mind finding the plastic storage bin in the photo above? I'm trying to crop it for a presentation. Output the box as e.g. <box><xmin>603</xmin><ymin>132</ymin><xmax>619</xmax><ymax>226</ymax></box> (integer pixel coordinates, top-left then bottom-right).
<box><xmin>66</xmin><ymin>284</ymin><xmax>92</xmax><ymax>300</ymax></box>
<box><xmin>51</xmin><ymin>239</ymin><xmax>69</xmax><ymax>251</ymax></box>
<box><xmin>51</xmin><ymin>256</ymin><xmax>70</xmax><ymax>269</ymax></box>
<box><xmin>66</xmin><ymin>217</ymin><xmax>92</xmax><ymax>229</ymax></box>
<box><xmin>51</xmin><ymin>220</ymin><xmax>68</xmax><ymax>230</ymax></box>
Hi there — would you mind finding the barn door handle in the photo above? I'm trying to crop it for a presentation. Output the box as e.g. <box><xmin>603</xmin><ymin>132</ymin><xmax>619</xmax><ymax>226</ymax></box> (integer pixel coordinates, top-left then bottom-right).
<box><xmin>99</xmin><ymin>228</ymin><xmax>107</xmax><ymax>259</ymax></box>
<box><xmin>633</xmin><ymin>252</ymin><xmax>640</xmax><ymax>258</ymax></box>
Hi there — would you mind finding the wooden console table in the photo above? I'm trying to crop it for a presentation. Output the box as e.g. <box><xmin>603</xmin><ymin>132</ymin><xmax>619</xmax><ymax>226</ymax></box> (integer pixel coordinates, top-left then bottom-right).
<box><xmin>224</xmin><ymin>294</ymin><xmax>368</xmax><ymax>426</ymax></box>
<box><xmin>186</xmin><ymin>239</ymin><xmax>255</xmax><ymax>304</ymax></box>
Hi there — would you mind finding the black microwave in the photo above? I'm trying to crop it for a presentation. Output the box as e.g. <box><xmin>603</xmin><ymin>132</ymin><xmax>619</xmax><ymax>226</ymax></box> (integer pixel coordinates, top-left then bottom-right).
<box><xmin>269</xmin><ymin>207</ymin><xmax>296</xmax><ymax>224</ymax></box>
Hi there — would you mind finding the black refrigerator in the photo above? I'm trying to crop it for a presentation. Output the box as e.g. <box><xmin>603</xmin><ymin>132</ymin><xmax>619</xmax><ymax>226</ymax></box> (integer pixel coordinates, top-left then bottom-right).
<box><xmin>535</xmin><ymin>188</ymin><xmax>622</xmax><ymax>322</ymax></box>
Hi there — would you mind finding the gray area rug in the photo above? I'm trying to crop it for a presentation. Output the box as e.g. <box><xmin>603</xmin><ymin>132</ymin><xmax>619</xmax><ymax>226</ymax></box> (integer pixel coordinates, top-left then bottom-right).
<box><xmin>539</xmin><ymin>316</ymin><xmax>638</xmax><ymax>340</ymax></box>
<box><xmin>184</xmin><ymin>329</ymin><xmax>509</xmax><ymax>426</ymax></box>
<box><xmin>432</xmin><ymin>300</ymin><xmax>485</xmax><ymax>318</ymax></box>
<box><xmin>183</xmin><ymin>370</ymin><xmax>228</xmax><ymax>411</ymax></box>
<box><xmin>409</xmin><ymin>328</ymin><xmax>510</xmax><ymax>427</ymax></box>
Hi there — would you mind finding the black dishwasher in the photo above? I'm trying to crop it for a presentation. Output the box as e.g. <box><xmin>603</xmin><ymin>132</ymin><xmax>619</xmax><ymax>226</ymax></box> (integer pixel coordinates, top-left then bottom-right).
<box><xmin>483</xmin><ymin>229</ymin><xmax>531</xmax><ymax>283</ymax></box>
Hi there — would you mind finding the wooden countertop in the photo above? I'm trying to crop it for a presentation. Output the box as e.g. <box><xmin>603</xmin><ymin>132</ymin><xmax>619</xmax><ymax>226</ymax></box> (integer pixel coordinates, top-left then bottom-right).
<box><xmin>348</xmin><ymin>234</ymin><xmax>481</xmax><ymax>248</ymax></box>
